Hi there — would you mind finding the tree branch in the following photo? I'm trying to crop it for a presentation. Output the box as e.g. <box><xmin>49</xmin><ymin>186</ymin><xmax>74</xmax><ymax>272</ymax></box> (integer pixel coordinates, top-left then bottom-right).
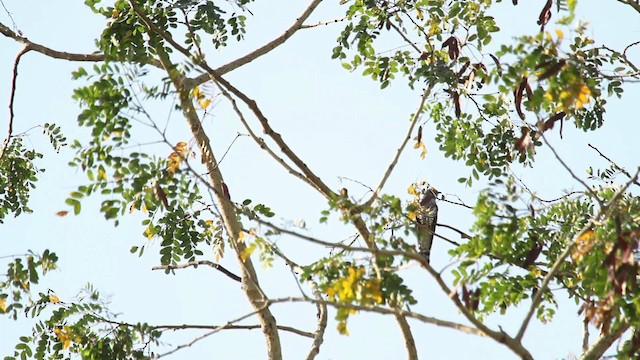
<box><xmin>0</xmin><ymin>44</ymin><xmax>29</xmax><ymax>161</ymax></box>
<box><xmin>417</xmin><ymin>258</ymin><xmax>534</xmax><ymax>359</ymax></box>
<box><xmin>0</xmin><ymin>22</ymin><xmax>104</xmax><ymax>62</ymax></box>
<box><xmin>129</xmin><ymin>2</ymin><xmax>283</xmax><ymax>358</ymax></box>
<box><xmin>516</xmin><ymin>168</ymin><xmax>640</xmax><ymax>342</ymax></box>
<box><xmin>156</xmin><ymin>305</ymin><xmax>267</xmax><ymax>358</ymax></box>
<box><xmin>582</xmin><ymin>316</ymin><xmax>590</xmax><ymax>353</ymax></box>
<box><xmin>154</xmin><ymin>323</ymin><xmax>313</xmax><ymax>338</ymax></box>
<box><xmin>210</xmin><ymin>79</ymin><xmax>313</xmax><ymax>187</ymax></box>
<box><xmin>268</xmin><ymin>296</ymin><xmax>487</xmax><ymax>337</ymax></box>
<box><xmin>300</xmin><ymin>16</ymin><xmax>348</xmax><ymax>29</ymax></box>
<box><xmin>193</xmin><ymin>0</ymin><xmax>323</xmax><ymax>84</ymax></box>
<box><xmin>394</xmin><ymin>313</ymin><xmax>418</xmax><ymax>359</ymax></box>
<box><xmin>542</xmin><ymin>134</ymin><xmax>602</xmax><ymax>206</ymax></box>
<box><xmin>616</xmin><ymin>0</ymin><xmax>640</xmax><ymax>14</ymax></box>
<box><xmin>580</xmin><ymin>321</ymin><xmax>630</xmax><ymax>360</ymax></box>
<box><xmin>355</xmin><ymin>87</ymin><xmax>432</xmax><ymax>213</ymax></box>
<box><xmin>251</xmin><ymin>236</ymin><xmax>327</xmax><ymax>360</ymax></box>
<box><xmin>151</xmin><ymin>260</ymin><xmax>241</xmax><ymax>283</ymax></box>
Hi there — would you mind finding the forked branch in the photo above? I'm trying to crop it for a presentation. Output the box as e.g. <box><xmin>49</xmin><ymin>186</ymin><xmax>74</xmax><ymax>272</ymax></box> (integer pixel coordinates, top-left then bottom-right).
<box><xmin>194</xmin><ymin>0</ymin><xmax>324</xmax><ymax>83</ymax></box>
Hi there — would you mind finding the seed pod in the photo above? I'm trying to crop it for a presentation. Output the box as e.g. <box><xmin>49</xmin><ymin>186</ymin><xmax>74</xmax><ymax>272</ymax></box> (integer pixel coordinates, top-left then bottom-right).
<box><xmin>538</xmin><ymin>0</ymin><xmax>552</xmax><ymax>29</ymax></box>
<box><xmin>522</xmin><ymin>240</ymin><xmax>543</xmax><ymax>268</ymax></box>
<box><xmin>489</xmin><ymin>54</ymin><xmax>502</xmax><ymax>76</ymax></box>
<box><xmin>542</xmin><ymin>111</ymin><xmax>567</xmax><ymax>132</ymax></box>
<box><xmin>443</xmin><ymin>36</ymin><xmax>460</xmax><ymax>60</ymax></box>
<box><xmin>446</xmin><ymin>89</ymin><xmax>462</xmax><ymax>118</ymax></box>
<box><xmin>514</xmin><ymin>77</ymin><xmax>527</xmax><ymax>120</ymax></box>
<box><xmin>538</xmin><ymin>59</ymin><xmax>566</xmax><ymax>81</ymax></box>
<box><xmin>155</xmin><ymin>182</ymin><xmax>169</xmax><ymax>208</ymax></box>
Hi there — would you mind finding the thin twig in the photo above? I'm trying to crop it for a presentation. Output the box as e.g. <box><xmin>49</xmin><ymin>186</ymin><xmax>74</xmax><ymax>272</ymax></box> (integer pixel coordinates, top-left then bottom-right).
<box><xmin>437</xmin><ymin>223</ymin><xmax>471</xmax><ymax>240</ymax></box>
<box><xmin>388</xmin><ymin>21</ymin><xmax>422</xmax><ymax>53</ymax></box>
<box><xmin>588</xmin><ymin>143</ymin><xmax>640</xmax><ymax>187</ymax></box>
<box><xmin>356</xmin><ymin>87</ymin><xmax>433</xmax><ymax>213</ymax></box>
<box><xmin>210</xmin><ymin>80</ymin><xmax>312</xmax><ymax>186</ymax></box>
<box><xmin>155</xmin><ymin>306</ymin><xmax>266</xmax><ymax>358</ymax></box>
<box><xmin>0</xmin><ymin>1</ymin><xmax>18</xmax><ymax>31</ymax></box>
<box><xmin>268</xmin><ymin>296</ymin><xmax>486</xmax><ymax>337</ymax></box>
<box><xmin>542</xmin><ymin>134</ymin><xmax>603</xmax><ymax>207</ymax></box>
<box><xmin>151</xmin><ymin>260</ymin><xmax>241</xmax><ymax>283</ymax></box>
<box><xmin>300</xmin><ymin>16</ymin><xmax>348</xmax><ymax>29</ymax></box>
<box><xmin>156</xmin><ymin>324</ymin><xmax>312</xmax><ymax>338</ymax></box>
<box><xmin>101</xmin><ymin>317</ymin><xmax>313</xmax><ymax>338</ymax></box>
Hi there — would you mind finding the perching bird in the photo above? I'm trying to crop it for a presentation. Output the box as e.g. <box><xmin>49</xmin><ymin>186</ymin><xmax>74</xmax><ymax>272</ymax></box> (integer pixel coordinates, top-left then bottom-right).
<box><xmin>415</xmin><ymin>187</ymin><xmax>439</xmax><ymax>263</ymax></box>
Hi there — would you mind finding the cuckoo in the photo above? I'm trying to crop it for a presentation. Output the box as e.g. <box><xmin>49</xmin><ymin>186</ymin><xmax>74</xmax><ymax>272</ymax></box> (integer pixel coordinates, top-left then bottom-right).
<box><xmin>415</xmin><ymin>187</ymin><xmax>439</xmax><ymax>263</ymax></box>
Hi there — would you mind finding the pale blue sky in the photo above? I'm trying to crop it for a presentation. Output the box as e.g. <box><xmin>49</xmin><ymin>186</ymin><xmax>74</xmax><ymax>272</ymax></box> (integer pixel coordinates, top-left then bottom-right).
<box><xmin>1</xmin><ymin>1</ymin><xmax>638</xmax><ymax>359</ymax></box>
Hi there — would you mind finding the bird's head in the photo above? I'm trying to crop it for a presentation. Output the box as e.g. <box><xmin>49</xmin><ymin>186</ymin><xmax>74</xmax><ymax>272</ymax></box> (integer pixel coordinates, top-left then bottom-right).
<box><xmin>420</xmin><ymin>187</ymin><xmax>439</xmax><ymax>207</ymax></box>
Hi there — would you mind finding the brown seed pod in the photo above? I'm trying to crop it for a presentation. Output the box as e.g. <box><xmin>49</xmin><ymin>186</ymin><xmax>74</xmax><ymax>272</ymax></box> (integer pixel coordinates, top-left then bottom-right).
<box><xmin>514</xmin><ymin>77</ymin><xmax>527</xmax><ymax>120</ymax></box>
<box><xmin>538</xmin><ymin>59</ymin><xmax>566</xmax><ymax>81</ymax></box>
<box><xmin>489</xmin><ymin>54</ymin><xmax>502</xmax><ymax>76</ymax></box>
<box><xmin>538</xmin><ymin>0</ymin><xmax>552</xmax><ymax>29</ymax></box>
<box><xmin>542</xmin><ymin>111</ymin><xmax>567</xmax><ymax>132</ymax></box>
<box><xmin>446</xmin><ymin>89</ymin><xmax>462</xmax><ymax>117</ymax></box>
<box><xmin>443</xmin><ymin>36</ymin><xmax>460</xmax><ymax>60</ymax></box>
<box><xmin>522</xmin><ymin>240</ymin><xmax>543</xmax><ymax>268</ymax></box>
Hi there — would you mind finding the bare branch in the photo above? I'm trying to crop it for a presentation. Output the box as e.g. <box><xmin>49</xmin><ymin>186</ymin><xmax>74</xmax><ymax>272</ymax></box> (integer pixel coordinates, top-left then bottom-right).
<box><xmin>516</xmin><ymin>168</ymin><xmax>640</xmax><ymax>342</ymax></box>
<box><xmin>542</xmin><ymin>134</ymin><xmax>602</xmax><ymax>206</ymax></box>
<box><xmin>194</xmin><ymin>0</ymin><xmax>324</xmax><ymax>84</ymax></box>
<box><xmin>356</xmin><ymin>87</ymin><xmax>432</xmax><ymax>213</ymax></box>
<box><xmin>211</xmin><ymin>80</ymin><xmax>313</xmax><ymax>187</ymax></box>
<box><xmin>0</xmin><ymin>44</ymin><xmax>30</xmax><ymax>161</ymax></box>
<box><xmin>582</xmin><ymin>316</ymin><xmax>590</xmax><ymax>353</ymax></box>
<box><xmin>437</xmin><ymin>223</ymin><xmax>471</xmax><ymax>240</ymax></box>
<box><xmin>0</xmin><ymin>1</ymin><xmax>18</xmax><ymax>31</ymax></box>
<box><xmin>155</xmin><ymin>306</ymin><xmax>266</xmax><ymax>358</ymax></box>
<box><xmin>588</xmin><ymin>143</ymin><xmax>640</xmax><ymax>187</ymax></box>
<box><xmin>154</xmin><ymin>323</ymin><xmax>313</xmax><ymax>338</ymax></box>
<box><xmin>0</xmin><ymin>22</ymin><xmax>103</xmax><ymax>62</ymax></box>
<box><xmin>300</xmin><ymin>16</ymin><xmax>348</xmax><ymax>29</ymax></box>
<box><xmin>151</xmin><ymin>260</ymin><xmax>241</xmax><ymax>283</ymax></box>
<box><xmin>580</xmin><ymin>321</ymin><xmax>630</xmax><ymax>360</ymax></box>
<box><xmin>616</xmin><ymin>0</ymin><xmax>640</xmax><ymax>14</ymax></box>
<box><xmin>268</xmin><ymin>296</ymin><xmax>487</xmax><ymax>337</ymax></box>
<box><xmin>304</xmin><ymin>286</ymin><xmax>327</xmax><ymax>360</ymax></box>
<box><xmin>394</xmin><ymin>313</ymin><xmax>418</xmax><ymax>359</ymax></box>
<box><xmin>388</xmin><ymin>21</ymin><xmax>422</xmax><ymax>53</ymax></box>
<box><xmin>100</xmin><ymin>316</ymin><xmax>313</xmax><ymax>338</ymax></box>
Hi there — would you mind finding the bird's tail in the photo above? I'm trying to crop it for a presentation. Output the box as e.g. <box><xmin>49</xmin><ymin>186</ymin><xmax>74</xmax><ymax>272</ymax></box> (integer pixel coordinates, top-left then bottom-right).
<box><xmin>419</xmin><ymin>248</ymin><xmax>431</xmax><ymax>264</ymax></box>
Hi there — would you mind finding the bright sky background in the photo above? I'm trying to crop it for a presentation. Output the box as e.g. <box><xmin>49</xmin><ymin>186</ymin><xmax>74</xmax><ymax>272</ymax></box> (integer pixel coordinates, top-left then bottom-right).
<box><xmin>1</xmin><ymin>1</ymin><xmax>638</xmax><ymax>359</ymax></box>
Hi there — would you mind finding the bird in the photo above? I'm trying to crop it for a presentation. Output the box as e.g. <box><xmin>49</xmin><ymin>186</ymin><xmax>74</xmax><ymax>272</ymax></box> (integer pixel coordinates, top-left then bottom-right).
<box><xmin>415</xmin><ymin>187</ymin><xmax>439</xmax><ymax>263</ymax></box>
